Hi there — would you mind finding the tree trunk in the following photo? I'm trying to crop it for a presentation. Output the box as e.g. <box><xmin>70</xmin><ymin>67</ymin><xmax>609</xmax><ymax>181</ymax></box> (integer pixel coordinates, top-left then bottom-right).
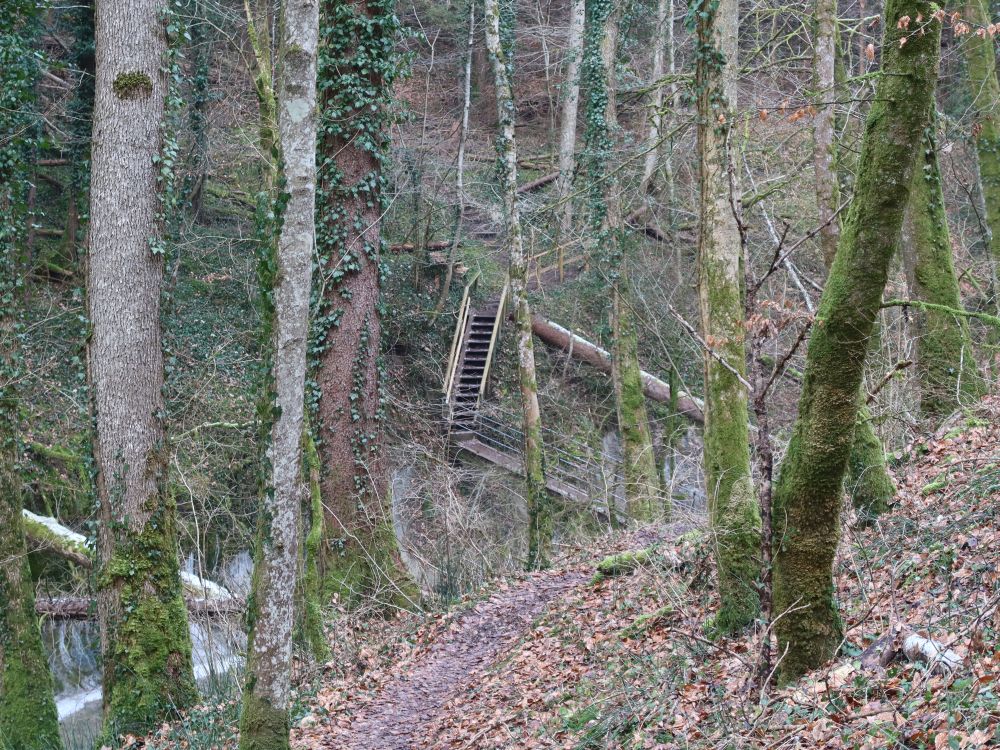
<box><xmin>485</xmin><ymin>0</ymin><xmax>554</xmax><ymax>570</ymax></box>
<box><xmin>315</xmin><ymin>0</ymin><xmax>418</xmax><ymax>608</ymax></box>
<box><xmin>584</xmin><ymin>0</ymin><xmax>661</xmax><ymax>521</ymax></box>
<box><xmin>901</xmin><ymin>115</ymin><xmax>983</xmax><ymax>418</ymax></box>
<box><xmin>811</xmin><ymin>6</ymin><xmax>896</xmax><ymax>521</ymax></box>
<box><xmin>772</xmin><ymin>0</ymin><xmax>940</xmax><ymax>683</ymax></box>
<box><xmin>88</xmin><ymin>0</ymin><xmax>195</xmax><ymax>735</ymax></box>
<box><xmin>434</xmin><ymin>0</ymin><xmax>475</xmax><ymax>314</ymax></box>
<box><xmin>639</xmin><ymin>0</ymin><xmax>669</xmax><ymax>199</ymax></box>
<box><xmin>239</xmin><ymin>0</ymin><xmax>318</xmax><ymax>746</ymax></box>
<box><xmin>0</xmin><ymin>5</ymin><xmax>63</xmax><ymax>744</ymax></box>
<box><xmin>812</xmin><ymin>0</ymin><xmax>840</xmax><ymax>268</ymax></box>
<box><xmin>695</xmin><ymin>0</ymin><xmax>760</xmax><ymax>632</ymax></box>
<box><xmin>961</xmin><ymin>0</ymin><xmax>1000</xmax><ymax>265</ymax></box>
<box><xmin>554</xmin><ymin>0</ymin><xmax>585</xmax><ymax>252</ymax></box>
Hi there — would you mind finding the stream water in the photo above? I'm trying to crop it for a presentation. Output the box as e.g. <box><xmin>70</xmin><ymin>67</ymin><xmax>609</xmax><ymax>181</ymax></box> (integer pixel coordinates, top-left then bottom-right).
<box><xmin>50</xmin><ymin>551</ymin><xmax>252</xmax><ymax>748</ymax></box>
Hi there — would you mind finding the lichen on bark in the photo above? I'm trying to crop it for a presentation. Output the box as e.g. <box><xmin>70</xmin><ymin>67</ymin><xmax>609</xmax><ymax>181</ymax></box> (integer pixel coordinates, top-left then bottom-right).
<box><xmin>772</xmin><ymin>0</ymin><xmax>941</xmax><ymax>683</ymax></box>
<box><xmin>583</xmin><ymin>0</ymin><xmax>661</xmax><ymax>521</ymax></box>
<box><xmin>692</xmin><ymin>0</ymin><xmax>761</xmax><ymax>633</ymax></box>
<box><xmin>88</xmin><ymin>0</ymin><xmax>196</xmax><ymax>736</ymax></box>
<box><xmin>485</xmin><ymin>0</ymin><xmax>555</xmax><ymax>569</ymax></box>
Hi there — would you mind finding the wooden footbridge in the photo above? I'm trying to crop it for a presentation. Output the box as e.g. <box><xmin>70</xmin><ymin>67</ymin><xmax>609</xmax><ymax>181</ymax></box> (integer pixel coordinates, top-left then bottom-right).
<box><xmin>442</xmin><ymin>275</ymin><xmax>612</xmax><ymax>506</ymax></box>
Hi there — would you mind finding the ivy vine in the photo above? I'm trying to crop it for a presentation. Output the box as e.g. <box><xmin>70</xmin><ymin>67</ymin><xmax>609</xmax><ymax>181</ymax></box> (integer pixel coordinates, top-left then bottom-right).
<box><xmin>309</xmin><ymin>0</ymin><xmax>405</xmax><ymax>484</ymax></box>
<box><xmin>0</xmin><ymin>1</ymin><xmax>41</xmax><ymax>460</ymax></box>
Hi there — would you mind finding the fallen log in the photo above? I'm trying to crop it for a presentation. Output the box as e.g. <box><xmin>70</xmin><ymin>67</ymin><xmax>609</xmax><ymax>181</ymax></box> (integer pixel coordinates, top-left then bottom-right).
<box><xmin>36</xmin><ymin>595</ymin><xmax>244</xmax><ymax>620</ymax></box>
<box><xmin>22</xmin><ymin>509</ymin><xmax>92</xmax><ymax>568</ymax></box>
<box><xmin>516</xmin><ymin>171</ymin><xmax>558</xmax><ymax>194</ymax></box>
<box><xmin>529</xmin><ymin>315</ymin><xmax>705</xmax><ymax>424</ymax></box>
<box><xmin>22</xmin><ymin>509</ymin><xmax>239</xmax><ymax>607</ymax></box>
<box><xmin>388</xmin><ymin>240</ymin><xmax>452</xmax><ymax>253</ymax></box>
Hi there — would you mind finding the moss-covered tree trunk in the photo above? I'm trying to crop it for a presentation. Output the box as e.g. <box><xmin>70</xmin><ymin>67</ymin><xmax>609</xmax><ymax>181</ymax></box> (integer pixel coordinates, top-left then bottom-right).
<box><xmin>901</xmin><ymin>115</ymin><xmax>983</xmax><ymax>418</ymax></box>
<box><xmin>811</xmin><ymin>2</ymin><xmax>896</xmax><ymax>520</ymax></box>
<box><xmin>485</xmin><ymin>0</ymin><xmax>554</xmax><ymax>569</ymax></box>
<box><xmin>314</xmin><ymin>0</ymin><xmax>418</xmax><ymax>608</ymax></box>
<box><xmin>772</xmin><ymin>0</ymin><xmax>941</xmax><ymax>683</ymax></box>
<box><xmin>0</xmin><ymin>6</ymin><xmax>63</xmax><ymax>745</ymax></box>
<box><xmin>584</xmin><ymin>0</ymin><xmax>661</xmax><ymax>521</ymax></box>
<box><xmin>88</xmin><ymin>0</ymin><xmax>196</xmax><ymax>736</ymax></box>
<box><xmin>239</xmin><ymin>0</ymin><xmax>318</xmax><ymax>746</ymax></box>
<box><xmin>960</xmin><ymin>0</ymin><xmax>1000</xmax><ymax>266</ymax></box>
<box><xmin>693</xmin><ymin>0</ymin><xmax>760</xmax><ymax>632</ymax></box>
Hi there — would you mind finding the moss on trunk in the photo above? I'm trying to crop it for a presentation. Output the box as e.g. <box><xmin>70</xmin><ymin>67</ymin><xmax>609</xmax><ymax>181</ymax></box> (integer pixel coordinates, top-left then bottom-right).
<box><xmin>239</xmin><ymin>692</ymin><xmax>290</xmax><ymax>750</ymax></box>
<box><xmin>845</xmin><ymin>406</ymin><xmax>895</xmax><ymax>519</ymax></box>
<box><xmin>901</xmin><ymin>119</ymin><xmax>984</xmax><ymax>418</ymax></box>
<box><xmin>1</xmin><ymin>470</ymin><xmax>63</xmax><ymax>750</ymax></box>
<box><xmin>772</xmin><ymin>0</ymin><xmax>940</xmax><ymax>683</ymax></box>
<box><xmin>99</xmin><ymin>495</ymin><xmax>197</xmax><ymax>739</ymax></box>
<box><xmin>583</xmin><ymin>0</ymin><xmax>661</xmax><ymax>520</ymax></box>
<box><xmin>961</xmin><ymin>0</ymin><xmax>1000</xmax><ymax>265</ymax></box>
<box><xmin>486</xmin><ymin>0</ymin><xmax>555</xmax><ymax>569</ymax></box>
<box><xmin>612</xmin><ymin>277</ymin><xmax>662</xmax><ymax>520</ymax></box>
<box><xmin>693</xmin><ymin>0</ymin><xmax>761</xmax><ymax>633</ymax></box>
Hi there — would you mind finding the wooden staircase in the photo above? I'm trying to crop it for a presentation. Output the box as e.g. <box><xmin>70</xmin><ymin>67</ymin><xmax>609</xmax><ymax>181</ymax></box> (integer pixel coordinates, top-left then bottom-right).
<box><xmin>442</xmin><ymin>278</ymin><xmax>615</xmax><ymax>511</ymax></box>
<box><xmin>449</xmin><ymin>299</ymin><xmax>501</xmax><ymax>434</ymax></box>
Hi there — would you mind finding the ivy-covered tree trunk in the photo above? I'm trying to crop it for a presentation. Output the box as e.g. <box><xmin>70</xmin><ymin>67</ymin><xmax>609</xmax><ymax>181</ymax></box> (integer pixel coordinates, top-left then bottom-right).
<box><xmin>584</xmin><ymin>0</ymin><xmax>661</xmax><ymax>521</ymax></box>
<box><xmin>901</xmin><ymin>115</ymin><xmax>983</xmax><ymax>418</ymax></box>
<box><xmin>239</xmin><ymin>0</ymin><xmax>318</xmax><ymax>747</ymax></box>
<box><xmin>693</xmin><ymin>0</ymin><xmax>760</xmax><ymax>632</ymax></box>
<box><xmin>554</xmin><ymin>0</ymin><xmax>585</xmax><ymax>248</ymax></box>
<box><xmin>314</xmin><ymin>0</ymin><xmax>418</xmax><ymax>608</ymax></box>
<box><xmin>772</xmin><ymin>0</ymin><xmax>941</xmax><ymax>683</ymax></box>
<box><xmin>0</xmin><ymin>6</ymin><xmax>63</xmax><ymax>746</ymax></box>
<box><xmin>960</xmin><ymin>0</ymin><xmax>1000</xmax><ymax>265</ymax></box>
<box><xmin>485</xmin><ymin>0</ymin><xmax>554</xmax><ymax>569</ymax></box>
<box><xmin>88</xmin><ymin>0</ymin><xmax>196</xmax><ymax>736</ymax></box>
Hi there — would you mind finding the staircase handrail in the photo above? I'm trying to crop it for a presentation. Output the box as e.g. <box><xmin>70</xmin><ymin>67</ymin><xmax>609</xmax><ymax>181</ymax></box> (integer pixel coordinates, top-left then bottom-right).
<box><xmin>477</xmin><ymin>281</ymin><xmax>508</xmax><ymax>400</ymax></box>
<box><xmin>443</xmin><ymin>270</ymin><xmax>481</xmax><ymax>407</ymax></box>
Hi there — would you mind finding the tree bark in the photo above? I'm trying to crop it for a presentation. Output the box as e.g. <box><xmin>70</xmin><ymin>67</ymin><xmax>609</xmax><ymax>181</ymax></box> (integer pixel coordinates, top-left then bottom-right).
<box><xmin>239</xmin><ymin>0</ymin><xmax>318</xmax><ymax>747</ymax></box>
<box><xmin>639</xmin><ymin>0</ymin><xmax>670</xmax><ymax>199</ymax></box>
<box><xmin>900</xmin><ymin>114</ymin><xmax>983</xmax><ymax>418</ymax></box>
<box><xmin>529</xmin><ymin>315</ymin><xmax>706</xmax><ymax>423</ymax></box>
<box><xmin>811</xmin><ymin>8</ymin><xmax>896</xmax><ymax>521</ymax></box>
<box><xmin>0</xmin><ymin>6</ymin><xmax>63</xmax><ymax>743</ymax></box>
<box><xmin>434</xmin><ymin>0</ymin><xmax>476</xmax><ymax>314</ymax></box>
<box><xmin>961</xmin><ymin>0</ymin><xmax>1000</xmax><ymax>266</ymax></box>
<box><xmin>88</xmin><ymin>0</ymin><xmax>195</xmax><ymax>735</ymax></box>
<box><xmin>772</xmin><ymin>0</ymin><xmax>940</xmax><ymax>683</ymax></box>
<box><xmin>315</xmin><ymin>0</ymin><xmax>417</xmax><ymax>607</ymax></box>
<box><xmin>584</xmin><ymin>0</ymin><xmax>661</xmax><ymax>520</ymax></box>
<box><xmin>812</xmin><ymin>0</ymin><xmax>840</xmax><ymax>268</ymax></box>
<box><xmin>554</xmin><ymin>0</ymin><xmax>585</xmax><ymax>252</ymax></box>
<box><xmin>695</xmin><ymin>0</ymin><xmax>760</xmax><ymax>632</ymax></box>
<box><xmin>485</xmin><ymin>0</ymin><xmax>554</xmax><ymax>570</ymax></box>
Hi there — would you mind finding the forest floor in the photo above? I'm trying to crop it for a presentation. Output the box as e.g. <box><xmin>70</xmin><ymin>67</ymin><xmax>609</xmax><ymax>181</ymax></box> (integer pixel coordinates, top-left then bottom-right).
<box><xmin>147</xmin><ymin>397</ymin><xmax>1000</xmax><ymax>750</ymax></box>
